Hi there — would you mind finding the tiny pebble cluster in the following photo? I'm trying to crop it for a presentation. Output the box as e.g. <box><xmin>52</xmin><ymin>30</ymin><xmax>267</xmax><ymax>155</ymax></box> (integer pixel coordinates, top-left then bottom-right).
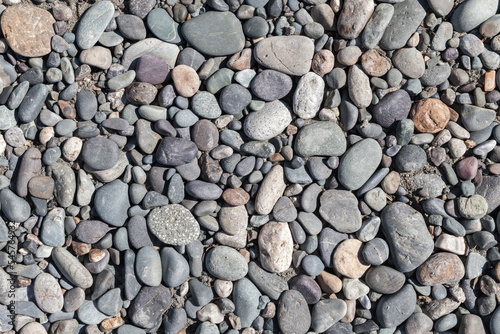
<box><xmin>1</xmin><ymin>0</ymin><xmax>500</xmax><ymax>333</ymax></box>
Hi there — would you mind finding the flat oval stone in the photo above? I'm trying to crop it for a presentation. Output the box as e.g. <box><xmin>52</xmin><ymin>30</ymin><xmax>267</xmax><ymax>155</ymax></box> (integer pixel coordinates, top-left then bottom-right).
<box><xmin>16</xmin><ymin>147</ymin><xmax>42</xmax><ymax>198</ymax></box>
<box><xmin>392</xmin><ymin>47</ymin><xmax>425</xmax><ymax>79</ymax></box>
<box><xmin>348</xmin><ymin>65</ymin><xmax>372</xmax><ymax>108</ymax></box>
<box><xmin>293</xmin><ymin>72</ymin><xmax>325</xmax><ymax>119</ymax></box>
<box><xmin>94</xmin><ymin>180</ymin><xmax>130</xmax><ymax>227</ymax></box>
<box><xmin>247</xmin><ymin>261</ymin><xmax>288</xmax><ymax>300</ymax></box>
<box><xmin>147</xmin><ymin>204</ymin><xmax>200</xmax><ymax>246</ymax></box>
<box><xmin>372</xmin><ymin>90</ymin><xmax>411</xmax><ymax>128</ymax></box>
<box><xmin>156</xmin><ymin>137</ymin><xmax>198</xmax><ymax>166</ymax></box>
<box><xmin>381</xmin><ymin>202</ymin><xmax>434</xmax><ymax>272</ymax></box>
<box><xmin>0</xmin><ymin>189</ymin><xmax>30</xmax><ymax>222</ymax></box>
<box><xmin>121</xmin><ymin>38</ymin><xmax>180</xmax><ymax>70</ymax></box>
<box><xmin>52</xmin><ymin>247</ymin><xmax>93</xmax><ymax>289</ymax></box>
<box><xmin>181</xmin><ymin>11</ymin><xmax>244</xmax><ymax>56</ymax></box>
<box><xmin>460</xmin><ymin>105</ymin><xmax>497</xmax><ymax>132</ymax></box>
<box><xmin>337</xmin><ymin>0</ymin><xmax>374</xmax><ymax>40</ymax></box>
<box><xmin>1</xmin><ymin>5</ymin><xmax>55</xmax><ymax>57</ymax></box>
<box><xmin>417</xmin><ymin>252</ymin><xmax>465</xmax><ymax>286</ymax></box>
<box><xmin>244</xmin><ymin>100</ymin><xmax>292</xmax><ymax>141</ymax></box>
<box><xmin>254</xmin><ymin>36</ymin><xmax>315</xmax><ymax>76</ymax></box>
<box><xmin>40</xmin><ymin>208</ymin><xmax>65</xmax><ymax>247</ymax></box>
<box><xmin>277</xmin><ymin>290</ymin><xmax>311</xmax><ymax>334</ymax></box>
<box><xmin>75</xmin><ymin>220</ymin><xmax>111</xmax><ymax>244</ymax></box>
<box><xmin>81</xmin><ymin>137</ymin><xmax>120</xmax><ymax>171</ymax></box>
<box><xmin>255</xmin><ymin>165</ymin><xmax>286</xmax><ymax>215</ymax></box>
<box><xmin>295</xmin><ymin>121</ymin><xmax>346</xmax><ymax>157</ymax></box>
<box><xmin>338</xmin><ymin>138</ymin><xmax>382</xmax><ymax>190</ymax></box>
<box><xmin>379</xmin><ymin>0</ymin><xmax>428</xmax><ymax>50</ymax></box>
<box><xmin>76</xmin><ymin>1</ymin><xmax>115</xmax><ymax>50</ymax></box>
<box><xmin>135</xmin><ymin>246</ymin><xmax>162</xmax><ymax>287</ymax></box>
<box><xmin>250</xmin><ymin>70</ymin><xmax>292</xmax><ymax>101</ymax></box>
<box><xmin>311</xmin><ymin>299</ymin><xmax>347</xmax><ymax>333</ymax></box>
<box><xmin>233</xmin><ymin>278</ymin><xmax>261</xmax><ymax>328</ymax></box>
<box><xmin>377</xmin><ymin>284</ymin><xmax>416</xmax><ymax>328</ymax></box>
<box><xmin>333</xmin><ymin>239</ymin><xmax>371</xmax><ymax>279</ymax></box>
<box><xmin>18</xmin><ymin>84</ymin><xmax>49</xmax><ymax>123</ymax></box>
<box><xmin>34</xmin><ymin>273</ymin><xmax>63</xmax><ymax>313</ymax></box>
<box><xmin>185</xmin><ymin>180</ymin><xmax>222</xmax><ymax>200</ymax></box>
<box><xmin>319</xmin><ymin>190</ymin><xmax>362</xmax><ymax>233</ymax></box>
<box><xmin>258</xmin><ymin>221</ymin><xmax>293</xmax><ymax>273</ymax></box>
<box><xmin>365</xmin><ymin>265</ymin><xmax>405</xmax><ymax>294</ymax></box>
<box><xmin>147</xmin><ymin>8</ymin><xmax>182</xmax><ymax>43</ymax></box>
<box><xmin>161</xmin><ymin>247</ymin><xmax>189</xmax><ymax>287</ymax></box>
<box><xmin>129</xmin><ymin>286</ymin><xmax>171</xmax><ymax>329</ymax></box>
<box><xmin>361</xmin><ymin>3</ymin><xmax>394</xmax><ymax>49</ymax></box>
<box><xmin>206</xmin><ymin>246</ymin><xmax>248</xmax><ymax>281</ymax></box>
<box><xmin>451</xmin><ymin>0</ymin><xmax>498</xmax><ymax>33</ymax></box>
<box><xmin>289</xmin><ymin>274</ymin><xmax>322</xmax><ymax>304</ymax></box>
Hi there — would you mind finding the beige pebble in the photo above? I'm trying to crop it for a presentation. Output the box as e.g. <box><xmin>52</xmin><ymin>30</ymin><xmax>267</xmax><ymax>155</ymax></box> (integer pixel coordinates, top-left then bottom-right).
<box><xmin>214</xmin><ymin>279</ymin><xmax>233</xmax><ymax>298</ymax></box>
<box><xmin>171</xmin><ymin>65</ymin><xmax>200</xmax><ymax>98</ymax></box>
<box><xmin>62</xmin><ymin>137</ymin><xmax>83</xmax><ymax>162</ymax></box>
<box><xmin>317</xmin><ymin>271</ymin><xmax>342</xmax><ymax>294</ymax></box>
<box><xmin>333</xmin><ymin>239</ymin><xmax>370</xmax><ymax>279</ymax></box>
<box><xmin>435</xmin><ymin>233</ymin><xmax>466</xmax><ymax>255</ymax></box>
<box><xmin>258</xmin><ymin>221</ymin><xmax>293</xmax><ymax>273</ymax></box>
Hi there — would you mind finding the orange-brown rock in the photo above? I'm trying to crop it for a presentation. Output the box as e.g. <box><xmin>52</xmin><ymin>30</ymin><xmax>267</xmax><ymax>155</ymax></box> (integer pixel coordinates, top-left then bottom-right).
<box><xmin>72</xmin><ymin>241</ymin><xmax>91</xmax><ymax>256</ymax></box>
<box><xmin>101</xmin><ymin>316</ymin><xmax>124</xmax><ymax>332</ymax></box>
<box><xmin>333</xmin><ymin>239</ymin><xmax>370</xmax><ymax>279</ymax></box>
<box><xmin>410</xmin><ymin>98</ymin><xmax>451</xmax><ymax>133</ymax></box>
<box><xmin>58</xmin><ymin>100</ymin><xmax>76</xmax><ymax>119</ymax></box>
<box><xmin>227</xmin><ymin>48</ymin><xmax>252</xmax><ymax>71</ymax></box>
<box><xmin>317</xmin><ymin>271</ymin><xmax>342</xmax><ymax>293</ymax></box>
<box><xmin>361</xmin><ymin>49</ymin><xmax>391</xmax><ymax>77</ymax></box>
<box><xmin>484</xmin><ymin>71</ymin><xmax>496</xmax><ymax>92</ymax></box>
<box><xmin>222</xmin><ymin>188</ymin><xmax>250</xmax><ymax>206</ymax></box>
<box><xmin>1</xmin><ymin>5</ymin><xmax>55</xmax><ymax>57</ymax></box>
<box><xmin>416</xmin><ymin>252</ymin><xmax>465</xmax><ymax>286</ymax></box>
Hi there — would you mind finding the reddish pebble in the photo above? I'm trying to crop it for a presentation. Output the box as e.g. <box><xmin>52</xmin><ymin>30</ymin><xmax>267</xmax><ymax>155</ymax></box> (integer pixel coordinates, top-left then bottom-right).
<box><xmin>484</xmin><ymin>71</ymin><xmax>496</xmax><ymax>92</ymax></box>
<box><xmin>222</xmin><ymin>188</ymin><xmax>250</xmax><ymax>206</ymax></box>
<box><xmin>456</xmin><ymin>156</ymin><xmax>478</xmax><ymax>180</ymax></box>
<box><xmin>135</xmin><ymin>54</ymin><xmax>170</xmax><ymax>85</ymax></box>
<box><xmin>311</xmin><ymin>49</ymin><xmax>335</xmax><ymax>76</ymax></box>
<box><xmin>361</xmin><ymin>49</ymin><xmax>391</xmax><ymax>77</ymax></box>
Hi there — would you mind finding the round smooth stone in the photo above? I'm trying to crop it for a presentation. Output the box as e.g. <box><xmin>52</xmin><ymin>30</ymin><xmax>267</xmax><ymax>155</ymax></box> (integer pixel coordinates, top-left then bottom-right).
<box><xmin>333</xmin><ymin>239</ymin><xmax>371</xmax><ymax>279</ymax></box>
<box><xmin>362</xmin><ymin>237</ymin><xmax>389</xmax><ymax>265</ymax></box>
<box><xmin>205</xmin><ymin>246</ymin><xmax>248</xmax><ymax>281</ymax></box>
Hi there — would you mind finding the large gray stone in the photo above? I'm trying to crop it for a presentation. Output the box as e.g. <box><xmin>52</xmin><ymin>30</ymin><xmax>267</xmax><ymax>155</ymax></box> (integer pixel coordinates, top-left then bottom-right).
<box><xmin>338</xmin><ymin>138</ymin><xmax>382</xmax><ymax>190</ymax></box>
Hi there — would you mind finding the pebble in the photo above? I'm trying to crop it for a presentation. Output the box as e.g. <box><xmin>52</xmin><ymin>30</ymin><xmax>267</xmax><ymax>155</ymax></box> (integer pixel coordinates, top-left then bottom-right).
<box><xmin>348</xmin><ymin>65</ymin><xmax>372</xmax><ymax>108</ymax></box>
<box><xmin>381</xmin><ymin>203</ymin><xmax>434</xmax><ymax>272</ymax></box>
<box><xmin>333</xmin><ymin>239</ymin><xmax>371</xmax><ymax>279</ymax></box>
<box><xmin>171</xmin><ymin>65</ymin><xmax>199</xmax><ymax>98</ymax></box>
<box><xmin>311</xmin><ymin>299</ymin><xmax>347</xmax><ymax>333</ymax></box>
<box><xmin>182</xmin><ymin>11</ymin><xmax>244</xmax><ymax>56</ymax></box>
<box><xmin>379</xmin><ymin>0</ymin><xmax>427</xmax><ymax>50</ymax></box>
<box><xmin>451</xmin><ymin>0</ymin><xmax>498</xmax><ymax>33</ymax></box>
<box><xmin>254</xmin><ymin>36</ymin><xmax>315</xmax><ymax>76</ymax></box>
<box><xmin>417</xmin><ymin>252</ymin><xmax>465</xmax><ymax>286</ymax></box>
<box><xmin>233</xmin><ymin>278</ymin><xmax>262</xmax><ymax>328</ymax></box>
<box><xmin>147</xmin><ymin>8</ymin><xmax>182</xmax><ymax>44</ymax></box>
<box><xmin>251</xmin><ymin>70</ymin><xmax>293</xmax><ymax>101</ymax></box>
<box><xmin>244</xmin><ymin>100</ymin><xmax>292</xmax><ymax>141</ymax></box>
<box><xmin>75</xmin><ymin>1</ymin><xmax>115</xmax><ymax>49</ymax></box>
<box><xmin>410</xmin><ymin>98</ymin><xmax>450</xmax><ymax>133</ymax></box>
<box><xmin>1</xmin><ymin>5</ymin><xmax>55</xmax><ymax>57</ymax></box>
<box><xmin>338</xmin><ymin>138</ymin><xmax>382</xmax><ymax>190</ymax></box>
<box><xmin>258</xmin><ymin>221</ymin><xmax>293</xmax><ymax>273</ymax></box>
<box><xmin>135</xmin><ymin>246</ymin><xmax>162</xmax><ymax>286</ymax></box>
<box><xmin>277</xmin><ymin>290</ymin><xmax>311</xmax><ymax>334</ymax></box>
<box><xmin>376</xmin><ymin>284</ymin><xmax>416</xmax><ymax>328</ymax></box>
<box><xmin>295</xmin><ymin>121</ymin><xmax>346</xmax><ymax>157</ymax></box>
<box><xmin>361</xmin><ymin>3</ymin><xmax>394</xmax><ymax>49</ymax></box>
<box><xmin>372</xmin><ymin>89</ymin><xmax>411</xmax><ymax>128</ymax></box>
<box><xmin>319</xmin><ymin>190</ymin><xmax>362</xmax><ymax>233</ymax></box>
<box><xmin>392</xmin><ymin>47</ymin><xmax>425</xmax><ymax>79</ymax></box>
<box><xmin>147</xmin><ymin>204</ymin><xmax>200</xmax><ymax>245</ymax></box>
<box><xmin>94</xmin><ymin>180</ymin><xmax>130</xmax><ymax>227</ymax></box>
<box><xmin>206</xmin><ymin>246</ymin><xmax>248</xmax><ymax>281</ymax></box>
<box><xmin>293</xmin><ymin>72</ymin><xmax>324</xmax><ymax>119</ymax></box>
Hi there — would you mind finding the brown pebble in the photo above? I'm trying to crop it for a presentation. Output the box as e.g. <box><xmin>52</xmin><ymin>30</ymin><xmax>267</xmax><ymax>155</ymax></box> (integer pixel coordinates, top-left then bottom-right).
<box><xmin>222</xmin><ymin>188</ymin><xmax>250</xmax><ymax>206</ymax></box>
<box><xmin>410</xmin><ymin>98</ymin><xmax>451</xmax><ymax>133</ymax></box>
<box><xmin>171</xmin><ymin>65</ymin><xmax>200</xmax><ymax>98</ymax></box>
<box><xmin>416</xmin><ymin>252</ymin><xmax>465</xmax><ymax>286</ymax></box>
<box><xmin>484</xmin><ymin>71</ymin><xmax>496</xmax><ymax>92</ymax></box>
<box><xmin>227</xmin><ymin>48</ymin><xmax>252</xmax><ymax>71</ymax></box>
<box><xmin>72</xmin><ymin>241</ymin><xmax>91</xmax><ymax>256</ymax></box>
<box><xmin>333</xmin><ymin>239</ymin><xmax>370</xmax><ymax>279</ymax></box>
<box><xmin>88</xmin><ymin>249</ymin><xmax>106</xmax><ymax>263</ymax></box>
<box><xmin>361</xmin><ymin>49</ymin><xmax>391</xmax><ymax>77</ymax></box>
<box><xmin>58</xmin><ymin>100</ymin><xmax>76</xmax><ymax>119</ymax></box>
<box><xmin>28</xmin><ymin>176</ymin><xmax>54</xmax><ymax>199</ymax></box>
<box><xmin>100</xmin><ymin>316</ymin><xmax>124</xmax><ymax>332</ymax></box>
<box><xmin>310</xmin><ymin>3</ymin><xmax>335</xmax><ymax>30</ymax></box>
<box><xmin>262</xmin><ymin>302</ymin><xmax>276</xmax><ymax>318</ymax></box>
<box><xmin>489</xmin><ymin>163</ymin><xmax>500</xmax><ymax>175</ymax></box>
<box><xmin>317</xmin><ymin>271</ymin><xmax>342</xmax><ymax>294</ymax></box>
<box><xmin>268</xmin><ymin>153</ymin><xmax>285</xmax><ymax>162</ymax></box>
<box><xmin>311</xmin><ymin>49</ymin><xmax>335</xmax><ymax>76</ymax></box>
<box><xmin>381</xmin><ymin>171</ymin><xmax>400</xmax><ymax>195</ymax></box>
<box><xmin>341</xmin><ymin>299</ymin><xmax>356</xmax><ymax>323</ymax></box>
<box><xmin>1</xmin><ymin>5</ymin><xmax>55</xmax><ymax>57</ymax></box>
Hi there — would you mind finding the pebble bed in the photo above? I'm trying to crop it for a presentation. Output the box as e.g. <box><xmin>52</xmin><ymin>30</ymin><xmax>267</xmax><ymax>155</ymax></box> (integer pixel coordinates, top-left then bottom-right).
<box><xmin>2</xmin><ymin>0</ymin><xmax>500</xmax><ymax>333</ymax></box>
